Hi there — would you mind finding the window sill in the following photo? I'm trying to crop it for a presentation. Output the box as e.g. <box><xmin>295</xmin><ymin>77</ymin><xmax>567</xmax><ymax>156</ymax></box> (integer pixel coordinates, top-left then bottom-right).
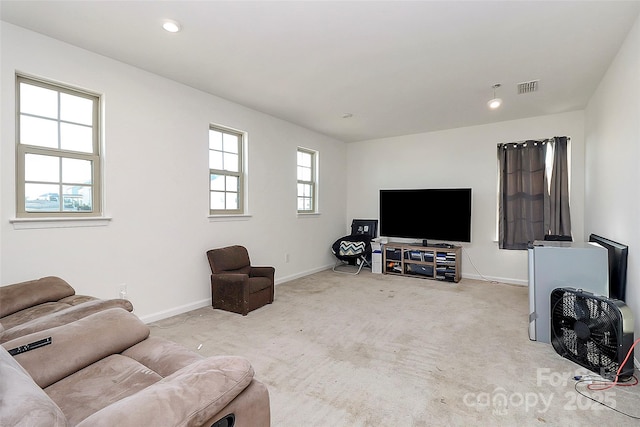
<box><xmin>297</xmin><ymin>212</ymin><xmax>321</xmax><ymax>218</ymax></box>
<box><xmin>10</xmin><ymin>216</ymin><xmax>112</xmax><ymax>230</ymax></box>
<box><xmin>208</xmin><ymin>214</ymin><xmax>252</xmax><ymax>222</ymax></box>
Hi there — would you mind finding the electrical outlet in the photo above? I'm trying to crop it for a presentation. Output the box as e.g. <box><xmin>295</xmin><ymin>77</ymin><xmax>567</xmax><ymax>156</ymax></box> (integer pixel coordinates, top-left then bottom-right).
<box><xmin>119</xmin><ymin>283</ymin><xmax>127</xmax><ymax>299</ymax></box>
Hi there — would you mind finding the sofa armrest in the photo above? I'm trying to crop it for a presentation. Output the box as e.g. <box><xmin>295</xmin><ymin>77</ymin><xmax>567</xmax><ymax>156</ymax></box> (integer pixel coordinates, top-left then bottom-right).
<box><xmin>0</xmin><ymin>345</ymin><xmax>68</xmax><ymax>427</ymax></box>
<box><xmin>211</xmin><ymin>273</ymin><xmax>249</xmax><ymax>296</ymax></box>
<box><xmin>0</xmin><ymin>277</ymin><xmax>75</xmax><ymax>318</ymax></box>
<box><xmin>76</xmin><ymin>356</ymin><xmax>255</xmax><ymax>427</ymax></box>
<box><xmin>213</xmin><ymin>273</ymin><xmax>248</xmax><ymax>285</ymax></box>
<box><xmin>0</xmin><ymin>298</ymin><xmax>135</xmax><ymax>344</ymax></box>
<box><xmin>2</xmin><ymin>308</ymin><xmax>149</xmax><ymax>388</ymax></box>
<box><xmin>208</xmin><ymin>379</ymin><xmax>271</xmax><ymax>427</ymax></box>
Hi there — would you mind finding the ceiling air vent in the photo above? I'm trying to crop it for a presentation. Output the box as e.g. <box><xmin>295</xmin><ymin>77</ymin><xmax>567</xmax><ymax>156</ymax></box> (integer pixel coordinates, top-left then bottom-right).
<box><xmin>517</xmin><ymin>80</ymin><xmax>539</xmax><ymax>94</ymax></box>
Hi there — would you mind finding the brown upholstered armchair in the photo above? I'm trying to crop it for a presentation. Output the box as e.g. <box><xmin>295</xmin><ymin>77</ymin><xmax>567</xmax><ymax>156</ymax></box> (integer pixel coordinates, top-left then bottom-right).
<box><xmin>206</xmin><ymin>245</ymin><xmax>275</xmax><ymax>316</ymax></box>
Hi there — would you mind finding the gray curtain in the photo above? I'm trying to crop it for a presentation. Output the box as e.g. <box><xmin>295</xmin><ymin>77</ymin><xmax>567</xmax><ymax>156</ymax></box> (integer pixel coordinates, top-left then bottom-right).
<box><xmin>548</xmin><ymin>136</ymin><xmax>572</xmax><ymax>236</ymax></box>
<box><xmin>498</xmin><ymin>141</ymin><xmax>549</xmax><ymax>250</ymax></box>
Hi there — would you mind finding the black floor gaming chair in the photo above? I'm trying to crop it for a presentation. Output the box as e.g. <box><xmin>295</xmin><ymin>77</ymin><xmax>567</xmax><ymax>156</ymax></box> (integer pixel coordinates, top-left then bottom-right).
<box><xmin>331</xmin><ymin>219</ymin><xmax>378</xmax><ymax>274</ymax></box>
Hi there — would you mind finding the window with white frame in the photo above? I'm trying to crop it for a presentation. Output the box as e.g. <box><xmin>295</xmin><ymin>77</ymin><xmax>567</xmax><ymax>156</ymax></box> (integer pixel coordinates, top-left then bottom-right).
<box><xmin>209</xmin><ymin>125</ymin><xmax>244</xmax><ymax>214</ymax></box>
<box><xmin>297</xmin><ymin>147</ymin><xmax>317</xmax><ymax>213</ymax></box>
<box><xmin>16</xmin><ymin>75</ymin><xmax>101</xmax><ymax>218</ymax></box>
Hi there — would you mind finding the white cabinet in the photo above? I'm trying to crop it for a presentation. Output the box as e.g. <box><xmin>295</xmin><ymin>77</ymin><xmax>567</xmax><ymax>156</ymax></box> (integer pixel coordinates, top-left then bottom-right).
<box><xmin>528</xmin><ymin>241</ymin><xmax>608</xmax><ymax>343</ymax></box>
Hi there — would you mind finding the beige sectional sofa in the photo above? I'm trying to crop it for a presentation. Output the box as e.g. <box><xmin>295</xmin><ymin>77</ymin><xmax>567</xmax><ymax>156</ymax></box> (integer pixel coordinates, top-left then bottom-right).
<box><xmin>0</xmin><ymin>278</ymin><xmax>270</xmax><ymax>426</ymax></box>
<box><xmin>0</xmin><ymin>276</ymin><xmax>134</xmax><ymax>343</ymax></box>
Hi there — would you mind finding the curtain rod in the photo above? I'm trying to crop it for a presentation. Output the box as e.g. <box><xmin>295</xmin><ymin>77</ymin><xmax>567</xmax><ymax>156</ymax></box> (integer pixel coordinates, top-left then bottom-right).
<box><xmin>497</xmin><ymin>136</ymin><xmax>570</xmax><ymax>149</ymax></box>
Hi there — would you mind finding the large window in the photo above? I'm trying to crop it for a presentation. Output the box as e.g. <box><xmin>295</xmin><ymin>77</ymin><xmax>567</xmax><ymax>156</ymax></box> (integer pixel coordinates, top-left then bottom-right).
<box><xmin>497</xmin><ymin>137</ymin><xmax>572</xmax><ymax>249</ymax></box>
<box><xmin>16</xmin><ymin>75</ymin><xmax>101</xmax><ymax>217</ymax></box>
<box><xmin>297</xmin><ymin>147</ymin><xmax>317</xmax><ymax>213</ymax></box>
<box><xmin>209</xmin><ymin>125</ymin><xmax>244</xmax><ymax>215</ymax></box>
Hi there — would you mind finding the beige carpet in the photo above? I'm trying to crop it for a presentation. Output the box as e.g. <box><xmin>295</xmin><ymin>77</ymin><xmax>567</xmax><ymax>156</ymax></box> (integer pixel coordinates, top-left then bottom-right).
<box><xmin>150</xmin><ymin>270</ymin><xmax>640</xmax><ymax>426</ymax></box>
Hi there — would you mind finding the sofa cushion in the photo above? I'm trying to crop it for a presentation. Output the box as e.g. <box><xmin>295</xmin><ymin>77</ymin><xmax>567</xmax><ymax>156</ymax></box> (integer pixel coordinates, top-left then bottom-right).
<box><xmin>0</xmin><ymin>276</ymin><xmax>75</xmax><ymax>318</ymax></box>
<box><xmin>77</xmin><ymin>356</ymin><xmax>255</xmax><ymax>427</ymax></box>
<box><xmin>247</xmin><ymin>277</ymin><xmax>273</xmax><ymax>294</ymax></box>
<box><xmin>0</xmin><ymin>299</ymin><xmax>135</xmax><ymax>344</ymax></box>
<box><xmin>1</xmin><ymin>301</ymin><xmax>84</xmax><ymax>331</ymax></box>
<box><xmin>0</xmin><ymin>345</ymin><xmax>68</xmax><ymax>427</ymax></box>
<box><xmin>122</xmin><ymin>336</ymin><xmax>203</xmax><ymax>377</ymax></box>
<box><xmin>46</xmin><ymin>354</ymin><xmax>162</xmax><ymax>426</ymax></box>
<box><xmin>3</xmin><ymin>308</ymin><xmax>150</xmax><ymax>388</ymax></box>
<box><xmin>57</xmin><ymin>294</ymin><xmax>101</xmax><ymax>306</ymax></box>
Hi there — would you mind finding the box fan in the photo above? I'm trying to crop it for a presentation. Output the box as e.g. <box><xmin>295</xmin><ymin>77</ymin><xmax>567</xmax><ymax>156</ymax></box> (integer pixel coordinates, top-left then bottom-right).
<box><xmin>550</xmin><ymin>287</ymin><xmax>635</xmax><ymax>380</ymax></box>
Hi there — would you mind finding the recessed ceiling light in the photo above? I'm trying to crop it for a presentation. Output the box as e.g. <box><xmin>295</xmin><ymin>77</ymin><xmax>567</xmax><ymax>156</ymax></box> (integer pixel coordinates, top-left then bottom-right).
<box><xmin>162</xmin><ymin>19</ymin><xmax>181</xmax><ymax>33</ymax></box>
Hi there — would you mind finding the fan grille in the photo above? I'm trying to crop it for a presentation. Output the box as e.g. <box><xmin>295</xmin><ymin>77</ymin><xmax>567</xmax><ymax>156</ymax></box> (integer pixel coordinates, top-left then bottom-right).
<box><xmin>551</xmin><ymin>290</ymin><xmax>626</xmax><ymax>378</ymax></box>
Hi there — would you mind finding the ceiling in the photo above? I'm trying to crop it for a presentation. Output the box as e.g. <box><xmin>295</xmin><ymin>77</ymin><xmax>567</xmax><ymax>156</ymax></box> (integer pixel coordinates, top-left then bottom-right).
<box><xmin>2</xmin><ymin>1</ymin><xmax>639</xmax><ymax>142</ymax></box>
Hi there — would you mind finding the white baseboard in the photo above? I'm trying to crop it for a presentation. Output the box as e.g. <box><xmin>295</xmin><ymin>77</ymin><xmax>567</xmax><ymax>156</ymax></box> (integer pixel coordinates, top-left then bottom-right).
<box><xmin>462</xmin><ymin>273</ymin><xmax>528</xmax><ymax>286</ymax></box>
<box><xmin>139</xmin><ymin>264</ymin><xmax>334</xmax><ymax>324</ymax></box>
<box><xmin>139</xmin><ymin>298</ymin><xmax>210</xmax><ymax>324</ymax></box>
<box><xmin>275</xmin><ymin>264</ymin><xmax>333</xmax><ymax>285</ymax></box>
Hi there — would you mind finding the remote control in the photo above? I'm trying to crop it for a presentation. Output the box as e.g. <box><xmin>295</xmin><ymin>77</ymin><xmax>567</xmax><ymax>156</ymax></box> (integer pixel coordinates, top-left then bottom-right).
<box><xmin>8</xmin><ymin>337</ymin><xmax>52</xmax><ymax>356</ymax></box>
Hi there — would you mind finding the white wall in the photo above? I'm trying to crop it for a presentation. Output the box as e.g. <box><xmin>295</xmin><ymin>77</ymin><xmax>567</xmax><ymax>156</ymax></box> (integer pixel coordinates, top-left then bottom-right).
<box><xmin>346</xmin><ymin>111</ymin><xmax>586</xmax><ymax>284</ymax></box>
<box><xmin>0</xmin><ymin>23</ymin><xmax>347</xmax><ymax>321</ymax></box>
<box><xmin>584</xmin><ymin>15</ymin><xmax>640</xmax><ymax>338</ymax></box>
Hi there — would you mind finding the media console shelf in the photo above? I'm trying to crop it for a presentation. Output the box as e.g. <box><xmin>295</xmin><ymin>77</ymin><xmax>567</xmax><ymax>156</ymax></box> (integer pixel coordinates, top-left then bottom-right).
<box><xmin>383</xmin><ymin>243</ymin><xmax>461</xmax><ymax>282</ymax></box>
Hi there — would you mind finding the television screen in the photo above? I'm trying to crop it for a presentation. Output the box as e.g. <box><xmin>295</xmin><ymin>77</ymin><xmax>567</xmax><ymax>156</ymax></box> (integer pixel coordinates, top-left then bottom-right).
<box><xmin>379</xmin><ymin>188</ymin><xmax>472</xmax><ymax>243</ymax></box>
<box><xmin>588</xmin><ymin>234</ymin><xmax>628</xmax><ymax>301</ymax></box>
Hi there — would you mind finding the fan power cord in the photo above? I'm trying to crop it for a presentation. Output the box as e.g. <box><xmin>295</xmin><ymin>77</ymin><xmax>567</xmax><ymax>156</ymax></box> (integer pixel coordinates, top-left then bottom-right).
<box><xmin>574</xmin><ymin>375</ymin><xmax>640</xmax><ymax>419</ymax></box>
<box><xmin>573</xmin><ymin>336</ymin><xmax>640</xmax><ymax>419</ymax></box>
<box><xmin>460</xmin><ymin>246</ymin><xmax>500</xmax><ymax>283</ymax></box>
<box><xmin>587</xmin><ymin>336</ymin><xmax>640</xmax><ymax>391</ymax></box>
<box><xmin>573</xmin><ymin>374</ymin><xmax>610</xmax><ymax>384</ymax></box>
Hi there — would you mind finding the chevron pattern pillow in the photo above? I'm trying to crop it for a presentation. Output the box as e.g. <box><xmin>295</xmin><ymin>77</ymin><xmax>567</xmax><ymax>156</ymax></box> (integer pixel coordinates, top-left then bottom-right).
<box><xmin>339</xmin><ymin>241</ymin><xmax>366</xmax><ymax>256</ymax></box>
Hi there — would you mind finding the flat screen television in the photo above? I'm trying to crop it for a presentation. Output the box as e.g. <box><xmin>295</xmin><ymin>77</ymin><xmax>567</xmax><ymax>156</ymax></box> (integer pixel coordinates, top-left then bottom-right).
<box><xmin>379</xmin><ymin>188</ymin><xmax>472</xmax><ymax>243</ymax></box>
<box><xmin>588</xmin><ymin>234</ymin><xmax>628</xmax><ymax>302</ymax></box>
